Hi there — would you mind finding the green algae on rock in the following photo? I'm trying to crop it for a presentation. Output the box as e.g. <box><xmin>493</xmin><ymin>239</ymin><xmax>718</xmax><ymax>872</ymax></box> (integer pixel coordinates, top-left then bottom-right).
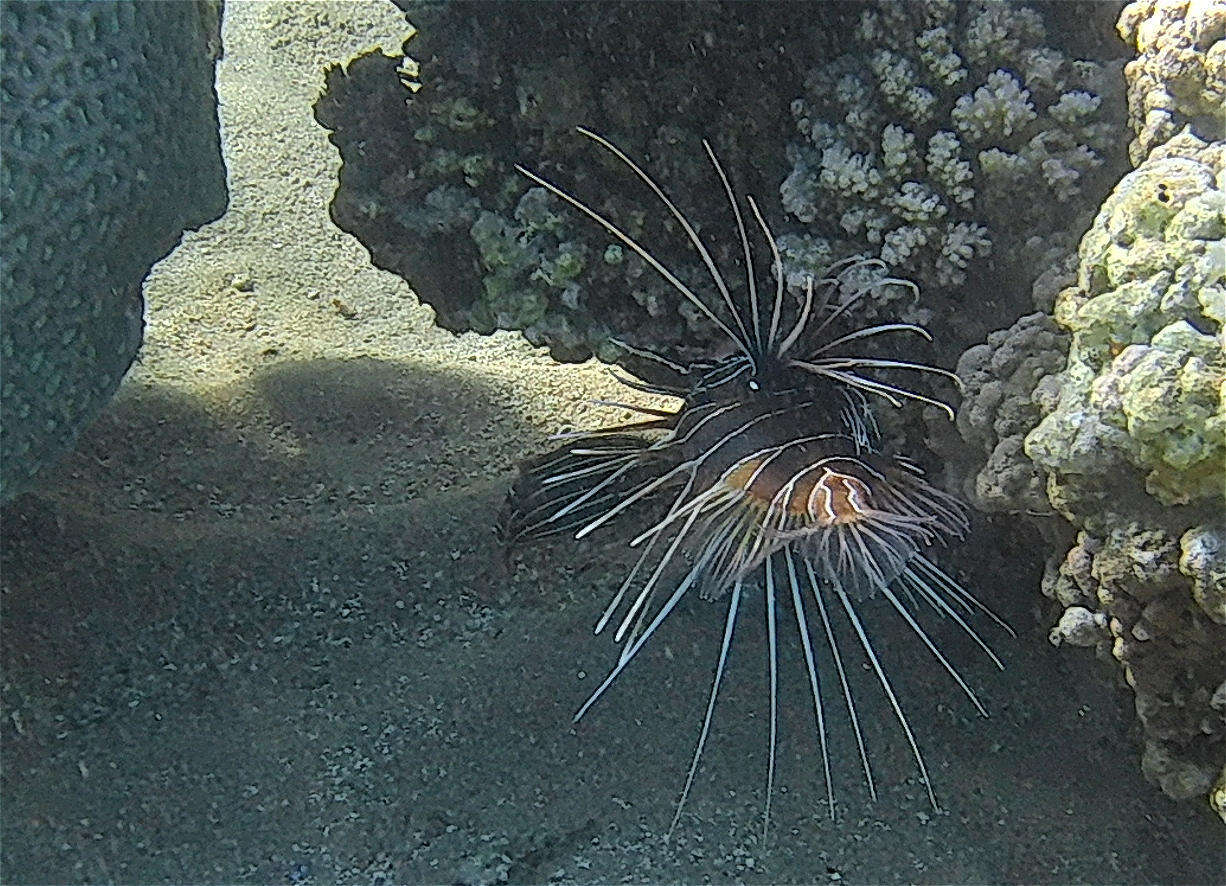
<box><xmin>1006</xmin><ymin>131</ymin><xmax>1225</xmax><ymax>814</ymax></box>
<box><xmin>1026</xmin><ymin>134</ymin><xmax>1225</xmax><ymax>507</ymax></box>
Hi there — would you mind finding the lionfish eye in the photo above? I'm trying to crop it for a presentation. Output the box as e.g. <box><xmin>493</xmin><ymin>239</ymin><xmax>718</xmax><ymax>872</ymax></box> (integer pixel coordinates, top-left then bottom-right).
<box><xmin>747</xmin><ymin>378</ymin><xmax>760</xmax><ymax>391</ymax></box>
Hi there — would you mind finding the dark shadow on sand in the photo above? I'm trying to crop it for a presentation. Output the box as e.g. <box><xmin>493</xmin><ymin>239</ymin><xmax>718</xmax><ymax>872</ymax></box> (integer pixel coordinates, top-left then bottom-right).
<box><xmin>2</xmin><ymin>358</ymin><xmax>1223</xmax><ymax>884</ymax></box>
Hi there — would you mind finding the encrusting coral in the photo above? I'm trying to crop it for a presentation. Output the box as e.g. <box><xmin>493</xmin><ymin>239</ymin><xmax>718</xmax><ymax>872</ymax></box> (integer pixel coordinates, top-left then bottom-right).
<box><xmin>950</xmin><ymin>311</ymin><xmax>1069</xmax><ymax>514</ymax></box>
<box><xmin>1028</xmin><ymin>131</ymin><xmax>1225</xmax><ymax>806</ymax></box>
<box><xmin>1116</xmin><ymin>0</ymin><xmax>1226</xmax><ymax>164</ymax></box>
<box><xmin>947</xmin><ymin>0</ymin><xmax>1225</xmax><ymax>806</ymax></box>
<box><xmin>319</xmin><ymin>1</ymin><xmax>1126</xmax><ymax>369</ymax></box>
<box><xmin>946</xmin><ymin>0</ymin><xmax>1226</xmax><ymax>816</ymax></box>
<box><xmin>1026</xmin><ymin>136</ymin><xmax>1225</xmax><ymax>507</ymax></box>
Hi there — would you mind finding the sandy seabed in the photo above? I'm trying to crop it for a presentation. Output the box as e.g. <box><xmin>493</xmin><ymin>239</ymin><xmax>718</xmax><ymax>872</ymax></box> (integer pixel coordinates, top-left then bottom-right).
<box><xmin>2</xmin><ymin>2</ymin><xmax>1222</xmax><ymax>883</ymax></box>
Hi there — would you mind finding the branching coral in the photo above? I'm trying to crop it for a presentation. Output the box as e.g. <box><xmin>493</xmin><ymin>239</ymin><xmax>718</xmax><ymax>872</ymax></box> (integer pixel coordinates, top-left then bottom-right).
<box><xmin>780</xmin><ymin>0</ymin><xmax>1127</xmax><ymax>327</ymax></box>
<box><xmin>315</xmin><ymin>0</ymin><xmax>1226</xmax><ymax>818</ymax></box>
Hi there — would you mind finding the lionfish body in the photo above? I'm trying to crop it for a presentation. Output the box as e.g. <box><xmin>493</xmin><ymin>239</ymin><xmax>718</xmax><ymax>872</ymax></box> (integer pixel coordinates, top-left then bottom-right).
<box><xmin>502</xmin><ymin>129</ymin><xmax>1010</xmax><ymax>837</ymax></box>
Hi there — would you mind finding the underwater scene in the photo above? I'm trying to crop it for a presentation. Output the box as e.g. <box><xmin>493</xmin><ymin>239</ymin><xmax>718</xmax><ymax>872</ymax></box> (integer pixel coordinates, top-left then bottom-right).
<box><xmin>1</xmin><ymin>1</ymin><xmax>1224</xmax><ymax>883</ymax></box>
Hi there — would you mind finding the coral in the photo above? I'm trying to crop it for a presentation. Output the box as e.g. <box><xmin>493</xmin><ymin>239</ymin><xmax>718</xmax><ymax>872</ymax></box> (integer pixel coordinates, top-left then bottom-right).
<box><xmin>1026</xmin><ymin>133</ymin><xmax>1225</xmax><ymax>508</ymax></box>
<box><xmin>780</xmin><ymin>0</ymin><xmax>1128</xmax><ymax>331</ymax></box>
<box><xmin>952</xmin><ymin>312</ymin><xmax>1069</xmax><ymax>513</ymax></box>
<box><xmin>1116</xmin><ymin>0</ymin><xmax>1226</xmax><ymax>165</ymax></box>
<box><xmin>466</xmin><ymin>188</ymin><xmax>605</xmax><ymax>358</ymax></box>
<box><xmin>0</xmin><ymin>0</ymin><xmax>227</xmax><ymax>500</ymax></box>
<box><xmin>1214</xmin><ymin>763</ymin><xmax>1226</xmax><ymax>821</ymax></box>
<box><xmin>1181</xmin><ymin>523</ymin><xmax>1226</xmax><ymax>624</ymax></box>
<box><xmin>941</xmin><ymin>0</ymin><xmax>1225</xmax><ymax>817</ymax></box>
<box><xmin>1042</xmin><ymin>518</ymin><xmax>1226</xmax><ymax>803</ymax></box>
<box><xmin>1019</xmin><ymin>131</ymin><xmax>1226</xmax><ymax>810</ymax></box>
<box><xmin>317</xmin><ymin>1</ymin><xmax>851</xmax><ymax>369</ymax></box>
<box><xmin>320</xmin><ymin>2</ymin><xmax>1128</xmax><ymax>368</ymax></box>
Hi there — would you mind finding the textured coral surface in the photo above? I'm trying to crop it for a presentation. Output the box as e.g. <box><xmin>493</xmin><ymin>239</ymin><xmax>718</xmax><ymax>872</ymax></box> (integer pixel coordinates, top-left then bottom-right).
<box><xmin>1117</xmin><ymin>0</ymin><xmax>1226</xmax><ymax>163</ymax></box>
<box><xmin>1027</xmin><ymin>135</ymin><xmax>1225</xmax><ymax>507</ymax></box>
<box><xmin>317</xmin><ymin>1</ymin><xmax>840</xmax><ymax>371</ymax></box>
<box><xmin>950</xmin><ymin>0</ymin><xmax>1226</xmax><ymax>817</ymax></box>
<box><xmin>0</xmin><ymin>0</ymin><xmax>228</xmax><ymax>500</ymax></box>
<box><xmin>954</xmin><ymin>135</ymin><xmax>1224</xmax><ymax>816</ymax></box>
<box><xmin>1029</xmin><ymin>133</ymin><xmax>1225</xmax><ymax>807</ymax></box>
<box><xmin>780</xmin><ymin>0</ymin><xmax>1126</xmax><ymax>314</ymax></box>
<box><xmin>952</xmin><ymin>310</ymin><xmax>1068</xmax><ymax>512</ymax></box>
<box><xmin>319</xmin><ymin>1</ymin><xmax>1127</xmax><ymax>370</ymax></box>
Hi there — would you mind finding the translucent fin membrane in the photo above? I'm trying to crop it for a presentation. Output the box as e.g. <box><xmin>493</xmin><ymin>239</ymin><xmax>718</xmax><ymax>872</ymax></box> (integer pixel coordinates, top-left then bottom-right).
<box><xmin>500</xmin><ymin>129</ymin><xmax>1002</xmax><ymax>838</ymax></box>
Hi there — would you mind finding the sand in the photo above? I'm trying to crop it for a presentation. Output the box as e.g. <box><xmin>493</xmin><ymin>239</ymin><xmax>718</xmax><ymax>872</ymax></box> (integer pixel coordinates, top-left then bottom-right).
<box><xmin>2</xmin><ymin>2</ymin><xmax>1221</xmax><ymax>883</ymax></box>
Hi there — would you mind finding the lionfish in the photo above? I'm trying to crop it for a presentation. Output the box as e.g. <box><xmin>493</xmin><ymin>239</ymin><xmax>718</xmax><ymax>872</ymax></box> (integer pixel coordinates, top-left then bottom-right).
<box><xmin>501</xmin><ymin>128</ymin><xmax>1011</xmax><ymax>837</ymax></box>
